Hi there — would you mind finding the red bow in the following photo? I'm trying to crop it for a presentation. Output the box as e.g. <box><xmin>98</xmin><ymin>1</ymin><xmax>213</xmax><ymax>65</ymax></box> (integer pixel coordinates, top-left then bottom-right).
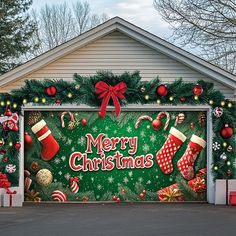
<box><xmin>70</xmin><ymin>177</ymin><xmax>80</xmax><ymax>184</ymax></box>
<box><xmin>95</xmin><ymin>81</ymin><xmax>127</xmax><ymax>118</ymax></box>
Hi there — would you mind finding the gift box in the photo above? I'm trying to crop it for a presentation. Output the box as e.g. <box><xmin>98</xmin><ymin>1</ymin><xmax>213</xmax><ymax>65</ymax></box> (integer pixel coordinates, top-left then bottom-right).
<box><xmin>188</xmin><ymin>176</ymin><xmax>206</xmax><ymax>193</ymax></box>
<box><xmin>2</xmin><ymin>192</ymin><xmax>22</xmax><ymax>207</ymax></box>
<box><xmin>157</xmin><ymin>183</ymin><xmax>184</xmax><ymax>202</ymax></box>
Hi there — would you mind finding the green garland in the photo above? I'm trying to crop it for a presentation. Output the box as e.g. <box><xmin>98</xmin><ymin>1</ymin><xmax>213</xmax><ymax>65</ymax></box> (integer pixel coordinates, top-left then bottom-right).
<box><xmin>0</xmin><ymin>71</ymin><xmax>235</xmax><ymax>185</ymax></box>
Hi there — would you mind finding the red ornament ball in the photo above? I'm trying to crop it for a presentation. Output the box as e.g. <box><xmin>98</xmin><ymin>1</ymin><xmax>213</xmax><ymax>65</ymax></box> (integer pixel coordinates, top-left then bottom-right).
<box><xmin>24</xmin><ymin>133</ymin><xmax>32</xmax><ymax>146</ymax></box>
<box><xmin>156</xmin><ymin>85</ymin><xmax>168</xmax><ymax>96</ymax></box>
<box><xmin>142</xmin><ymin>190</ymin><xmax>147</xmax><ymax>194</ymax></box>
<box><xmin>112</xmin><ymin>195</ymin><xmax>117</xmax><ymax>201</ymax></box>
<box><xmin>14</xmin><ymin>142</ymin><xmax>21</xmax><ymax>150</ymax></box>
<box><xmin>81</xmin><ymin>118</ymin><xmax>87</xmax><ymax>126</ymax></box>
<box><xmin>152</xmin><ymin>119</ymin><xmax>162</xmax><ymax>131</ymax></box>
<box><xmin>179</xmin><ymin>97</ymin><xmax>187</xmax><ymax>102</ymax></box>
<box><xmin>116</xmin><ymin>197</ymin><xmax>121</xmax><ymax>203</ymax></box>
<box><xmin>192</xmin><ymin>85</ymin><xmax>203</xmax><ymax>96</ymax></box>
<box><xmin>98</xmin><ymin>111</ymin><xmax>103</xmax><ymax>118</ymax></box>
<box><xmin>4</xmin><ymin>108</ymin><xmax>12</xmax><ymax>117</ymax></box>
<box><xmin>139</xmin><ymin>193</ymin><xmax>145</xmax><ymax>199</ymax></box>
<box><xmin>220</xmin><ymin>124</ymin><xmax>233</xmax><ymax>139</ymax></box>
<box><xmin>46</xmin><ymin>86</ymin><xmax>57</xmax><ymax>96</ymax></box>
<box><xmin>55</xmin><ymin>99</ymin><xmax>62</xmax><ymax>105</ymax></box>
<box><xmin>227</xmin><ymin>169</ymin><xmax>232</xmax><ymax>177</ymax></box>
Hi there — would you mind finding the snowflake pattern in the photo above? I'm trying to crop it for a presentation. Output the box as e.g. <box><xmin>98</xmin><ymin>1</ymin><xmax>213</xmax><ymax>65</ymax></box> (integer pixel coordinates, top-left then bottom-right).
<box><xmin>54</xmin><ymin>158</ymin><xmax>61</xmax><ymax>164</ymax></box>
<box><xmin>150</xmin><ymin>134</ymin><xmax>156</xmax><ymax>143</ymax></box>
<box><xmin>113</xmin><ymin>130</ymin><xmax>117</xmax><ymax>134</ymax></box>
<box><xmin>212</xmin><ymin>142</ymin><xmax>221</xmax><ymax>151</ymax></box>
<box><xmin>92</xmin><ymin>126</ymin><xmax>98</xmax><ymax>132</ymax></box>
<box><xmin>71</xmin><ymin>147</ymin><xmax>75</xmax><ymax>152</ymax></box>
<box><xmin>147</xmin><ymin>180</ymin><xmax>151</xmax><ymax>184</ymax></box>
<box><xmin>108</xmin><ymin>176</ymin><xmax>114</xmax><ymax>183</ymax></box>
<box><xmin>64</xmin><ymin>173</ymin><xmax>71</xmax><ymax>180</ymax></box>
<box><xmin>78</xmin><ymin>174</ymin><xmax>83</xmax><ymax>180</ymax></box>
<box><xmin>138</xmin><ymin>177</ymin><xmax>143</xmax><ymax>182</ymax></box>
<box><xmin>140</xmin><ymin>131</ymin><xmax>145</xmax><ymax>137</ymax></box>
<box><xmin>91</xmin><ymin>177</ymin><xmax>94</xmax><ymax>182</ymax></box>
<box><xmin>77</xmin><ymin>136</ymin><xmax>86</xmax><ymax>146</ymax></box>
<box><xmin>147</xmin><ymin>125</ymin><xmax>150</xmax><ymax>129</ymax></box>
<box><xmin>123</xmin><ymin>177</ymin><xmax>129</xmax><ymax>184</ymax></box>
<box><xmin>67</xmin><ymin>139</ymin><xmax>72</xmax><ymax>145</ymax></box>
<box><xmin>126</xmin><ymin>126</ymin><xmax>132</xmax><ymax>133</ymax></box>
<box><xmin>58</xmin><ymin>171</ymin><xmax>62</xmax><ymax>176</ymax></box>
<box><xmin>97</xmin><ymin>184</ymin><xmax>102</xmax><ymax>190</ymax></box>
<box><xmin>128</xmin><ymin>171</ymin><xmax>133</xmax><ymax>177</ymax></box>
<box><xmin>61</xmin><ymin>156</ymin><xmax>66</xmax><ymax>161</ymax></box>
<box><xmin>142</xmin><ymin>143</ymin><xmax>150</xmax><ymax>152</ymax></box>
<box><xmin>105</xmin><ymin>126</ymin><xmax>109</xmax><ymax>131</ymax></box>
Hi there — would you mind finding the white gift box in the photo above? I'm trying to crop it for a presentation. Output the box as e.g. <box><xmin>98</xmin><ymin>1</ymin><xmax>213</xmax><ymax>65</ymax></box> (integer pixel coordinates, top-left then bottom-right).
<box><xmin>2</xmin><ymin>193</ymin><xmax>22</xmax><ymax>207</ymax></box>
<box><xmin>215</xmin><ymin>179</ymin><xmax>236</xmax><ymax>205</ymax></box>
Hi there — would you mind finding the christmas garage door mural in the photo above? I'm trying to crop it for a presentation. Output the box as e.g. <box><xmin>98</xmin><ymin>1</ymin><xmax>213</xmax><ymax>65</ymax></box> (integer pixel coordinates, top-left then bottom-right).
<box><xmin>24</xmin><ymin>110</ymin><xmax>207</xmax><ymax>202</ymax></box>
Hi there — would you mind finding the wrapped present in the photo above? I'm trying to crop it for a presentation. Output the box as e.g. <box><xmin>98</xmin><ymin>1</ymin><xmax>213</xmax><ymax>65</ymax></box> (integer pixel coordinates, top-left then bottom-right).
<box><xmin>188</xmin><ymin>176</ymin><xmax>206</xmax><ymax>193</ymax></box>
<box><xmin>0</xmin><ymin>172</ymin><xmax>11</xmax><ymax>189</ymax></box>
<box><xmin>196</xmin><ymin>168</ymin><xmax>207</xmax><ymax>178</ymax></box>
<box><xmin>2</xmin><ymin>190</ymin><xmax>22</xmax><ymax>207</ymax></box>
<box><xmin>157</xmin><ymin>183</ymin><xmax>184</xmax><ymax>202</ymax></box>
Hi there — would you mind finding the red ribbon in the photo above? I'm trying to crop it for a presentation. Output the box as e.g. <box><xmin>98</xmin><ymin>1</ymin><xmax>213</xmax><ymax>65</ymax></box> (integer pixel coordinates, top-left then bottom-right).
<box><xmin>70</xmin><ymin>177</ymin><xmax>80</xmax><ymax>184</ymax></box>
<box><xmin>6</xmin><ymin>189</ymin><xmax>17</xmax><ymax>207</ymax></box>
<box><xmin>95</xmin><ymin>81</ymin><xmax>127</xmax><ymax>118</ymax></box>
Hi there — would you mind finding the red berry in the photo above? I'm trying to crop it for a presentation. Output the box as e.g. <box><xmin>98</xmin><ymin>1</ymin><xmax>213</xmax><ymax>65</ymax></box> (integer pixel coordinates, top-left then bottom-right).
<box><xmin>81</xmin><ymin>118</ymin><xmax>87</xmax><ymax>126</ymax></box>
<box><xmin>142</xmin><ymin>190</ymin><xmax>146</xmax><ymax>194</ymax></box>
<box><xmin>112</xmin><ymin>195</ymin><xmax>117</xmax><ymax>201</ymax></box>
<box><xmin>116</xmin><ymin>197</ymin><xmax>121</xmax><ymax>203</ymax></box>
<box><xmin>152</xmin><ymin>119</ymin><xmax>162</xmax><ymax>131</ymax></box>
<box><xmin>55</xmin><ymin>99</ymin><xmax>61</xmax><ymax>105</ymax></box>
<box><xmin>98</xmin><ymin>111</ymin><xmax>103</xmax><ymax>118</ymax></box>
<box><xmin>179</xmin><ymin>97</ymin><xmax>187</xmax><ymax>102</ymax></box>
<box><xmin>24</xmin><ymin>133</ymin><xmax>32</xmax><ymax>146</ymax></box>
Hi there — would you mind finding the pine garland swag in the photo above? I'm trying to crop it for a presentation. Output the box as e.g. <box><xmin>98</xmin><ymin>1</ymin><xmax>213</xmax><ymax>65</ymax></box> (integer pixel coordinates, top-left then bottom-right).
<box><xmin>0</xmin><ymin>70</ymin><xmax>235</xmax><ymax>186</ymax></box>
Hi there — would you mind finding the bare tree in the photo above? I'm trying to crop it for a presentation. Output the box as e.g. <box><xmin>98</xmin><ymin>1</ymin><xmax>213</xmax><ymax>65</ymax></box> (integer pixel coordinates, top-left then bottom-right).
<box><xmin>28</xmin><ymin>1</ymin><xmax>109</xmax><ymax>57</ymax></box>
<box><xmin>153</xmin><ymin>0</ymin><xmax>236</xmax><ymax>74</ymax></box>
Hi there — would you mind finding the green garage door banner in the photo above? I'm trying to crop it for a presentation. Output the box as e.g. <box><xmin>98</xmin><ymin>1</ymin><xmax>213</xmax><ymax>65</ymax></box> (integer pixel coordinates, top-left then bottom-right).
<box><xmin>24</xmin><ymin>110</ymin><xmax>207</xmax><ymax>202</ymax></box>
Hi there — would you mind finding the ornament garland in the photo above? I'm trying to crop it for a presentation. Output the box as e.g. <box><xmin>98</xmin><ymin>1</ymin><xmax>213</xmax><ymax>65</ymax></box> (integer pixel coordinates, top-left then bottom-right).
<box><xmin>0</xmin><ymin>71</ymin><xmax>235</xmax><ymax>184</ymax></box>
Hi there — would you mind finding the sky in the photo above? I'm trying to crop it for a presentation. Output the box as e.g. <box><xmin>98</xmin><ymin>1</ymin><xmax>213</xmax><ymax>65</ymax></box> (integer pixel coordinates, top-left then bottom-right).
<box><xmin>32</xmin><ymin>0</ymin><xmax>172</xmax><ymax>39</ymax></box>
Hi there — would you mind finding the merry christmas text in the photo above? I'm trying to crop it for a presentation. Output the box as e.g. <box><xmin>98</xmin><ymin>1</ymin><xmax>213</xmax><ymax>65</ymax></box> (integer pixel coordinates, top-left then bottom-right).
<box><xmin>69</xmin><ymin>134</ymin><xmax>154</xmax><ymax>171</ymax></box>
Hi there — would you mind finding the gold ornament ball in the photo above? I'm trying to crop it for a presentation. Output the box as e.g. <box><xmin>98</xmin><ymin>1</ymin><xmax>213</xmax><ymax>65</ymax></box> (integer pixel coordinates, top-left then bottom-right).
<box><xmin>227</xmin><ymin>102</ymin><xmax>232</xmax><ymax>108</ymax></box>
<box><xmin>0</xmin><ymin>101</ymin><xmax>5</xmax><ymax>106</ymax></box>
<box><xmin>34</xmin><ymin>97</ymin><xmax>39</xmax><ymax>103</ymax></box>
<box><xmin>144</xmin><ymin>95</ymin><xmax>149</xmax><ymax>100</ymax></box>
<box><xmin>36</xmin><ymin>169</ymin><xmax>53</xmax><ymax>187</ymax></box>
<box><xmin>75</xmin><ymin>84</ymin><xmax>81</xmax><ymax>90</ymax></box>
<box><xmin>209</xmin><ymin>100</ymin><xmax>214</xmax><ymax>105</ymax></box>
<box><xmin>227</xmin><ymin>161</ymin><xmax>231</xmax><ymax>166</ymax></box>
<box><xmin>68</xmin><ymin>92</ymin><xmax>73</xmax><ymax>98</ymax></box>
<box><xmin>194</xmin><ymin>95</ymin><xmax>199</xmax><ymax>100</ymax></box>
<box><xmin>156</xmin><ymin>99</ymin><xmax>161</xmax><ymax>105</ymax></box>
<box><xmin>169</xmin><ymin>96</ymin><xmax>174</xmax><ymax>101</ymax></box>
<box><xmin>223</xmin><ymin>142</ymin><xmax>227</xmax><ymax>148</ymax></box>
<box><xmin>214</xmin><ymin>166</ymin><xmax>218</xmax><ymax>171</ymax></box>
<box><xmin>13</xmin><ymin>103</ymin><xmax>17</xmax><ymax>108</ymax></box>
<box><xmin>42</xmin><ymin>98</ymin><xmax>46</xmax><ymax>103</ymax></box>
<box><xmin>23</xmin><ymin>99</ymin><xmax>27</xmax><ymax>104</ymax></box>
<box><xmin>221</xmin><ymin>101</ymin><xmax>225</xmax><ymax>106</ymax></box>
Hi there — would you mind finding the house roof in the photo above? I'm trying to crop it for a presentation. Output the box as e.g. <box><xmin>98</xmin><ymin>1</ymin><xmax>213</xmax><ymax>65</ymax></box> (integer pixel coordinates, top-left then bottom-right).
<box><xmin>0</xmin><ymin>16</ymin><xmax>235</xmax><ymax>91</ymax></box>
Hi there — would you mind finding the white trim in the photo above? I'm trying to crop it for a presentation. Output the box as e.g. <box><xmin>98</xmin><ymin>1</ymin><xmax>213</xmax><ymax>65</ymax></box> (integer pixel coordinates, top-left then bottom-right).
<box><xmin>190</xmin><ymin>134</ymin><xmax>206</xmax><ymax>148</ymax></box>
<box><xmin>31</xmin><ymin>119</ymin><xmax>46</xmax><ymax>134</ymax></box>
<box><xmin>20</xmin><ymin>104</ymin><xmax>213</xmax><ymax>203</ymax></box>
<box><xmin>0</xmin><ymin>17</ymin><xmax>235</xmax><ymax>90</ymax></box>
<box><xmin>169</xmin><ymin>127</ymin><xmax>186</xmax><ymax>143</ymax></box>
<box><xmin>38</xmin><ymin>130</ymin><xmax>51</xmax><ymax>141</ymax></box>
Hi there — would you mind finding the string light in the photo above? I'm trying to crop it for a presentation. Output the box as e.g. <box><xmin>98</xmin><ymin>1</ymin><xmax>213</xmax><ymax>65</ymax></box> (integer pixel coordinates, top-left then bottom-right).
<box><xmin>22</xmin><ymin>99</ymin><xmax>27</xmax><ymax>104</ymax></box>
<box><xmin>67</xmin><ymin>92</ymin><xmax>73</xmax><ymax>98</ymax></box>
<box><xmin>156</xmin><ymin>99</ymin><xmax>161</xmax><ymax>105</ymax></box>
<box><xmin>34</xmin><ymin>97</ymin><xmax>39</xmax><ymax>103</ymax></box>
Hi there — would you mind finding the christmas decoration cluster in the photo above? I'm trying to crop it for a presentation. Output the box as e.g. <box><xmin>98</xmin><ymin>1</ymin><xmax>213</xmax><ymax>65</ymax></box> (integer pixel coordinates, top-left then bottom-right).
<box><xmin>0</xmin><ymin>70</ymin><xmax>235</xmax><ymax>194</ymax></box>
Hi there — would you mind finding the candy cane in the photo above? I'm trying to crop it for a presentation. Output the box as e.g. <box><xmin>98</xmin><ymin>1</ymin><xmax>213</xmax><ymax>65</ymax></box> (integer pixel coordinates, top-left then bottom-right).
<box><xmin>157</xmin><ymin>112</ymin><xmax>170</xmax><ymax>131</ymax></box>
<box><xmin>61</xmin><ymin>112</ymin><xmax>76</xmax><ymax>128</ymax></box>
<box><xmin>135</xmin><ymin>115</ymin><xmax>153</xmax><ymax>129</ymax></box>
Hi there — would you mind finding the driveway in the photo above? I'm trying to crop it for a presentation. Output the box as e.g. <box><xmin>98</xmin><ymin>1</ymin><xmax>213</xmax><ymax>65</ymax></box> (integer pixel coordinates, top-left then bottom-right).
<box><xmin>0</xmin><ymin>203</ymin><xmax>236</xmax><ymax>236</ymax></box>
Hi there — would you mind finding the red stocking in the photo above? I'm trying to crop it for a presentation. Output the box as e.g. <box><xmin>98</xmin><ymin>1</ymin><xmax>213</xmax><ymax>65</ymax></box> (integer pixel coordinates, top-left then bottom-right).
<box><xmin>156</xmin><ymin>127</ymin><xmax>186</xmax><ymax>174</ymax></box>
<box><xmin>31</xmin><ymin>119</ymin><xmax>60</xmax><ymax>161</ymax></box>
<box><xmin>177</xmin><ymin>134</ymin><xmax>206</xmax><ymax>180</ymax></box>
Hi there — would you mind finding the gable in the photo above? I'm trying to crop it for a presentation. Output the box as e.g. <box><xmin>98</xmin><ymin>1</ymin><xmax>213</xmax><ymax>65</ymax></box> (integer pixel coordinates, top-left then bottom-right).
<box><xmin>1</xmin><ymin>30</ymin><xmax>234</xmax><ymax>98</ymax></box>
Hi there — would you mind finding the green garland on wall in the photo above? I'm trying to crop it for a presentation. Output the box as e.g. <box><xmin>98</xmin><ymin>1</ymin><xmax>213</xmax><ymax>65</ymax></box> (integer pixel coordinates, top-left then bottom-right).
<box><xmin>0</xmin><ymin>71</ymin><xmax>235</xmax><ymax>185</ymax></box>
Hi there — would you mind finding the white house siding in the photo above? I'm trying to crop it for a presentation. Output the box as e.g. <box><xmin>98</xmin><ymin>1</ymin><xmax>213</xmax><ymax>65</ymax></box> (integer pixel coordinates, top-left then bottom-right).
<box><xmin>1</xmin><ymin>31</ymin><xmax>234</xmax><ymax>98</ymax></box>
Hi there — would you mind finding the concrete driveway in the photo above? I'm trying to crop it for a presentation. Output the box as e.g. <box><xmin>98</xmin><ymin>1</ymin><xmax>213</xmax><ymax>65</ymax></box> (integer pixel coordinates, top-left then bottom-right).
<box><xmin>0</xmin><ymin>203</ymin><xmax>236</xmax><ymax>236</ymax></box>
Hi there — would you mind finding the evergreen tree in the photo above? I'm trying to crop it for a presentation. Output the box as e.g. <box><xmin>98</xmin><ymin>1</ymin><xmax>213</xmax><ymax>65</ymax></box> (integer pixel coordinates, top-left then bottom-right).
<box><xmin>0</xmin><ymin>0</ymin><xmax>37</xmax><ymax>74</ymax></box>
